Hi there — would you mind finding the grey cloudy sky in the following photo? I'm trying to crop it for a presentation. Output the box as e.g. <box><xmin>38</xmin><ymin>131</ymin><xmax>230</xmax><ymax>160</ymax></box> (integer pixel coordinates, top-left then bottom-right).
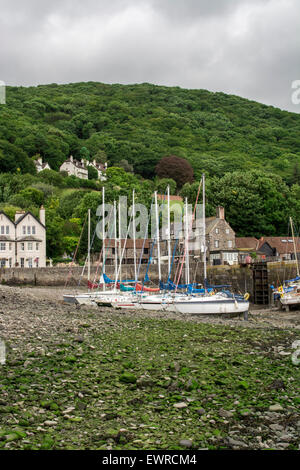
<box><xmin>0</xmin><ymin>0</ymin><xmax>299</xmax><ymax>112</ymax></box>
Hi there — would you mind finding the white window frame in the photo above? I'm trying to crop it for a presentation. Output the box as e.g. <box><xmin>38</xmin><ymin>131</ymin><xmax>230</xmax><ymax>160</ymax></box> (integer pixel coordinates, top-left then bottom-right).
<box><xmin>32</xmin><ymin>226</ymin><xmax>36</xmax><ymax>235</ymax></box>
<box><xmin>214</xmin><ymin>240</ymin><xmax>219</xmax><ymax>248</ymax></box>
<box><xmin>28</xmin><ymin>242</ymin><xmax>33</xmax><ymax>251</ymax></box>
<box><xmin>0</xmin><ymin>242</ymin><xmax>6</xmax><ymax>251</ymax></box>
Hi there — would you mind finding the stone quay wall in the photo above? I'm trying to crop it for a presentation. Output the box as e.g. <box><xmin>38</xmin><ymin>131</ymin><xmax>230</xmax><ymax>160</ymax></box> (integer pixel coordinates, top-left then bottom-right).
<box><xmin>0</xmin><ymin>262</ymin><xmax>298</xmax><ymax>297</ymax></box>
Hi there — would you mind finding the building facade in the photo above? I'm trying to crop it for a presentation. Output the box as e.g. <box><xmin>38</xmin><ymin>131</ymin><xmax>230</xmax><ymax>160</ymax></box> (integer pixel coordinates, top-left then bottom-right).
<box><xmin>33</xmin><ymin>157</ymin><xmax>51</xmax><ymax>173</ymax></box>
<box><xmin>0</xmin><ymin>207</ymin><xmax>46</xmax><ymax>268</ymax></box>
<box><xmin>60</xmin><ymin>156</ymin><xmax>88</xmax><ymax>179</ymax></box>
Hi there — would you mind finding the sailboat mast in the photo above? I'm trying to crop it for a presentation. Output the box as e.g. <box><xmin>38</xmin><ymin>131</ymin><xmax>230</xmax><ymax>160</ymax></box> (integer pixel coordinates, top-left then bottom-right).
<box><xmin>202</xmin><ymin>174</ymin><xmax>207</xmax><ymax>288</ymax></box>
<box><xmin>102</xmin><ymin>187</ymin><xmax>106</xmax><ymax>291</ymax></box>
<box><xmin>185</xmin><ymin>197</ymin><xmax>190</xmax><ymax>285</ymax></box>
<box><xmin>155</xmin><ymin>191</ymin><xmax>161</xmax><ymax>281</ymax></box>
<box><xmin>167</xmin><ymin>185</ymin><xmax>171</xmax><ymax>277</ymax></box>
<box><xmin>132</xmin><ymin>190</ymin><xmax>137</xmax><ymax>283</ymax></box>
<box><xmin>88</xmin><ymin>208</ymin><xmax>91</xmax><ymax>285</ymax></box>
<box><xmin>114</xmin><ymin>201</ymin><xmax>118</xmax><ymax>285</ymax></box>
<box><xmin>290</xmin><ymin>217</ymin><xmax>299</xmax><ymax>277</ymax></box>
<box><xmin>118</xmin><ymin>199</ymin><xmax>122</xmax><ymax>284</ymax></box>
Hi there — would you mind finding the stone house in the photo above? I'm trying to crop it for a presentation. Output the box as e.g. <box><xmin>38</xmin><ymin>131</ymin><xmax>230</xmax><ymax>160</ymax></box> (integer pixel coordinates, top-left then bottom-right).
<box><xmin>59</xmin><ymin>156</ymin><xmax>88</xmax><ymax>179</ymax></box>
<box><xmin>33</xmin><ymin>157</ymin><xmax>51</xmax><ymax>173</ymax></box>
<box><xmin>160</xmin><ymin>206</ymin><xmax>237</xmax><ymax>265</ymax></box>
<box><xmin>103</xmin><ymin>239</ymin><xmax>151</xmax><ymax>265</ymax></box>
<box><xmin>0</xmin><ymin>207</ymin><xmax>46</xmax><ymax>268</ymax></box>
<box><xmin>86</xmin><ymin>160</ymin><xmax>107</xmax><ymax>181</ymax></box>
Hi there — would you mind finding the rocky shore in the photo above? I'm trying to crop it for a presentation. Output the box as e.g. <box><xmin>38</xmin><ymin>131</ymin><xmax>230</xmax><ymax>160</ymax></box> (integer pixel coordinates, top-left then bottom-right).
<box><xmin>0</xmin><ymin>285</ymin><xmax>299</xmax><ymax>450</ymax></box>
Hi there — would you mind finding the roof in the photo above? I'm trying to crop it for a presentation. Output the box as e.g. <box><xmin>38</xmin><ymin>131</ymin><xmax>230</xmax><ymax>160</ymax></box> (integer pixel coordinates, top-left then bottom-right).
<box><xmin>104</xmin><ymin>238</ymin><xmax>151</xmax><ymax>249</ymax></box>
<box><xmin>258</xmin><ymin>237</ymin><xmax>300</xmax><ymax>254</ymax></box>
<box><xmin>15</xmin><ymin>211</ymin><xmax>46</xmax><ymax>229</ymax></box>
<box><xmin>156</xmin><ymin>194</ymin><xmax>183</xmax><ymax>202</ymax></box>
<box><xmin>235</xmin><ymin>237</ymin><xmax>259</xmax><ymax>250</ymax></box>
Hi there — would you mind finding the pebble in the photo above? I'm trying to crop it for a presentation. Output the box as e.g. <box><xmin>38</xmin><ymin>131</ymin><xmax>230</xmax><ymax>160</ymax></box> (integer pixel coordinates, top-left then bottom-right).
<box><xmin>173</xmin><ymin>402</ymin><xmax>188</xmax><ymax>409</ymax></box>
<box><xmin>219</xmin><ymin>409</ymin><xmax>234</xmax><ymax>418</ymax></box>
<box><xmin>44</xmin><ymin>420</ymin><xmax>57</xmax><ymax>426</ymax></box>
<box><xmin>196</xmin><ymin>409</ymin><xmax>206</xmax><ymax>416</ymax></box>
<box><xmin>269</xmin><ymin>404</ymin><xmax>284</xmax><ymax>412</ymax></box>
<box><xmin>179</xmin><ymin>439</ymin><xmax>193</xmax><ymax>448</ymax></box>
<box><xmin>270</xmin><ymin>424</ymin><xmax>284</xmax><ymax>431</ymax></box>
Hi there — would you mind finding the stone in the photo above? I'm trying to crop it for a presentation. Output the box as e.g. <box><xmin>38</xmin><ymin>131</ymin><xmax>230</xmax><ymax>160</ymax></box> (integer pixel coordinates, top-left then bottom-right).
<box><xmin>196</xmin><ymin>408</ymin><xmax>206</xmax><ymax>416</ymax></box>
<box><xmin>269</xmin><ymin>424</ymin><xmax>284</xmax><ymax>431</ymax></box>
<box><xmin>173</xmin><ymin>402</ymin><xmax>188</xmax><ymax>409</ymax></box>
<box><xmin>269</xmin><ymin>404</ymin><xmax>284</xmax><ymax>412</ymax></box>
<box><xmin>179</xmin><ymin>439</ymin><xmax>193</xmax><ymax>448</ymax></box>
<box><xmin>226</xmin><ymin>437</ymin><xmax>247</xmax><ymax>448</ymax></box>
<box><xmin>219</xmin><ymin>409</ymin><xmax>234</xmax><ymax>418</ymax></box>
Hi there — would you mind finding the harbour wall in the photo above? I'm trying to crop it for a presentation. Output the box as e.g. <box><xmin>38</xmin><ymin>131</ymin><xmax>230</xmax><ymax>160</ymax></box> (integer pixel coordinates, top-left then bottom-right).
<box><xmin>0</xmin><ymin>262</ymin><xmax>298</xmax><ymax>296</ymax></box>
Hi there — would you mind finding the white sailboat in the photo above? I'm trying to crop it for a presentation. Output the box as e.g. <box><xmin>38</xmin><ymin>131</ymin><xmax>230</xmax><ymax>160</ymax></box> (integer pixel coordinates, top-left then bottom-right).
<box><xmin>173</xmin><ymin>174</ymin><xmax>250</xmax><ymax>315</ymax></box>
<box><xmin>279</xmin><ymin>217</ymin><xmax>300</xmax><ymax>311</ymax></box>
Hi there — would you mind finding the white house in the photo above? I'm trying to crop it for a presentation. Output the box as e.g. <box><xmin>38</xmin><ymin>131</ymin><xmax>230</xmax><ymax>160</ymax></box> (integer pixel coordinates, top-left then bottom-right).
<box><xmin>86</xmin><ymin>160</ymin><xmax>107</xmax><ymax>181</ymax></box>
<box><xmin>0</xmin><ymin>207</ymin><xmax>46</xmax><ymax>268</ymax></box>
<box><xmin>34</xmin><ymin>157</ymin><xmax>51</xmax><ymax>173</ymax></box>
<box><xmin>59</xmin><ymin>156</ymin><xmax>88</xmax><ymax>179</ymax></box>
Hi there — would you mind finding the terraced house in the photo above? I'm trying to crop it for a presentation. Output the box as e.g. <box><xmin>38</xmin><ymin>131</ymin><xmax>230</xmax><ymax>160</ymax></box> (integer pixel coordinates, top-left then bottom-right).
<box><xmin>0</xmin><ymin>207</ymin><xmax>46</xmax><ymax>268</ymax></box>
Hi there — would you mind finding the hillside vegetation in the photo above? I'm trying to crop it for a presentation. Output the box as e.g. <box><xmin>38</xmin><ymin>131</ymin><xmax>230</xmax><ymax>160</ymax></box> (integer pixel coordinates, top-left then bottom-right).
<box><xmin>1</xmin><ymin>81</ymin><xmax>300</xmax><ymax>181</ymax></box>
<box><xmin>0</xmin><ymin>82</ymin><xmax>300</xmax><ymax>259</ymax></box>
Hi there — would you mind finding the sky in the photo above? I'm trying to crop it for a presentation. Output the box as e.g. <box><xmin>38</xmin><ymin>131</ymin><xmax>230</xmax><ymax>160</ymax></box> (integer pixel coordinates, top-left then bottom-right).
<box><xmin>0</xmin><ymin>0</ymin><xmax>299</xmax><ymax>112</ymax></box>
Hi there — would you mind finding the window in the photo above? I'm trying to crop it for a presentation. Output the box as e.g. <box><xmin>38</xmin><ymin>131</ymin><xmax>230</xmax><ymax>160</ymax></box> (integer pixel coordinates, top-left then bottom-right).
<box><xmin>226</xmin><ymin>228</ymin><xmax>230</xmax><ymax>234</ymax></box>
<box><xmin>28</xmin><ymin>258</ymin><xmax>33</xmax><ymax>268</ymax></box>
<box><xmin>32</xmin><ymin>226</ymin><xmax>36</xmax><ymax>235</ymax></box>
<box><xmin>0</xmin><ymin>226</ymin><xmax>4</xmax><ymax>235</ymax></box>
<box><xmin>6</xmin><ymin>226</ymin><xmax>9</xmax><ymax>235</ymax></box>
<box><xmin>9</xmin><ymin>258</ymin><xmax>12</xmax><ymax>268</ymax></box>
<box><xmin>36</xmin><ymin>243</ymin><xmax>39</xmax><ymax>250</ymax></box>
<box><xmin>27</xmin><ymin>226</ymin><xmax>31</xmax><ymax>235</ymax></box>
<box><xmin>228</xmin><ymin>240</ymin><xmax>233</xmax><ymax>248</ymax></box>
<box><xmin>215</xmin><ymin>228</ymin><xmax>219</xmax><ymax>234</ymax></box>
<box><xmin>0</xmin><ymin>259</ymin><xmax>6</xmax><ymax>268</ymax></box>
<box><xmin>0</xmin><ymin>242</ymin><xmax>6</xmax><ymax>251</ymax></box>
<box><xmin>21</xmin><ymin>243</ymin><xmax>25</xmax><ymax>251</ymax></box>
<box><xmin>214</xmin><ymin>240</ymin><xmax>219</xmax><ymax>248</ymax></box>
<box><xmin>9</xmin><ymin>243</ymin><xmax>12</xmax><ymax>251</ymax></box>
<box><xmin>20</xmin><ymin>258</ymin><xmax>24</xmax><ymax>268</ymax></box>
<box><xmin>22</xmin><ymin>226</ymin><xmax>26</xmax><ymax>235</ymax></box>
<box><xmin>28</xmin><ymin>242</ymin><xmax>33</xmax><ymax>251</ymax></box>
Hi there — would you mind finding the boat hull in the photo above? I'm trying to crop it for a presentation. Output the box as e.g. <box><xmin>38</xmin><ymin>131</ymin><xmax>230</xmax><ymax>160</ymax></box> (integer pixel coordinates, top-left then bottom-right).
<box><xmin>174</xmin><ymin>297</ymin><xmax>249</xmax><ymax>315</ymax></box>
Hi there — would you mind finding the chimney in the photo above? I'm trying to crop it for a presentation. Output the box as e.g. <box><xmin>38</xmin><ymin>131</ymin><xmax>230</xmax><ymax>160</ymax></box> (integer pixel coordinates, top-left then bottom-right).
<box><xmin>15</xmin><ymin>210</ymin><xmax>25</xmax><ymax>222</ymax></box>
<box><xmin>39</xmin><ymin>206</ymin><xmax>45</xmax><ymax>226</ymax></box>
<box><xmin>216</xmin><ymin>206</ymin><xmax>225</xmax><ymax>220</ymax></box>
